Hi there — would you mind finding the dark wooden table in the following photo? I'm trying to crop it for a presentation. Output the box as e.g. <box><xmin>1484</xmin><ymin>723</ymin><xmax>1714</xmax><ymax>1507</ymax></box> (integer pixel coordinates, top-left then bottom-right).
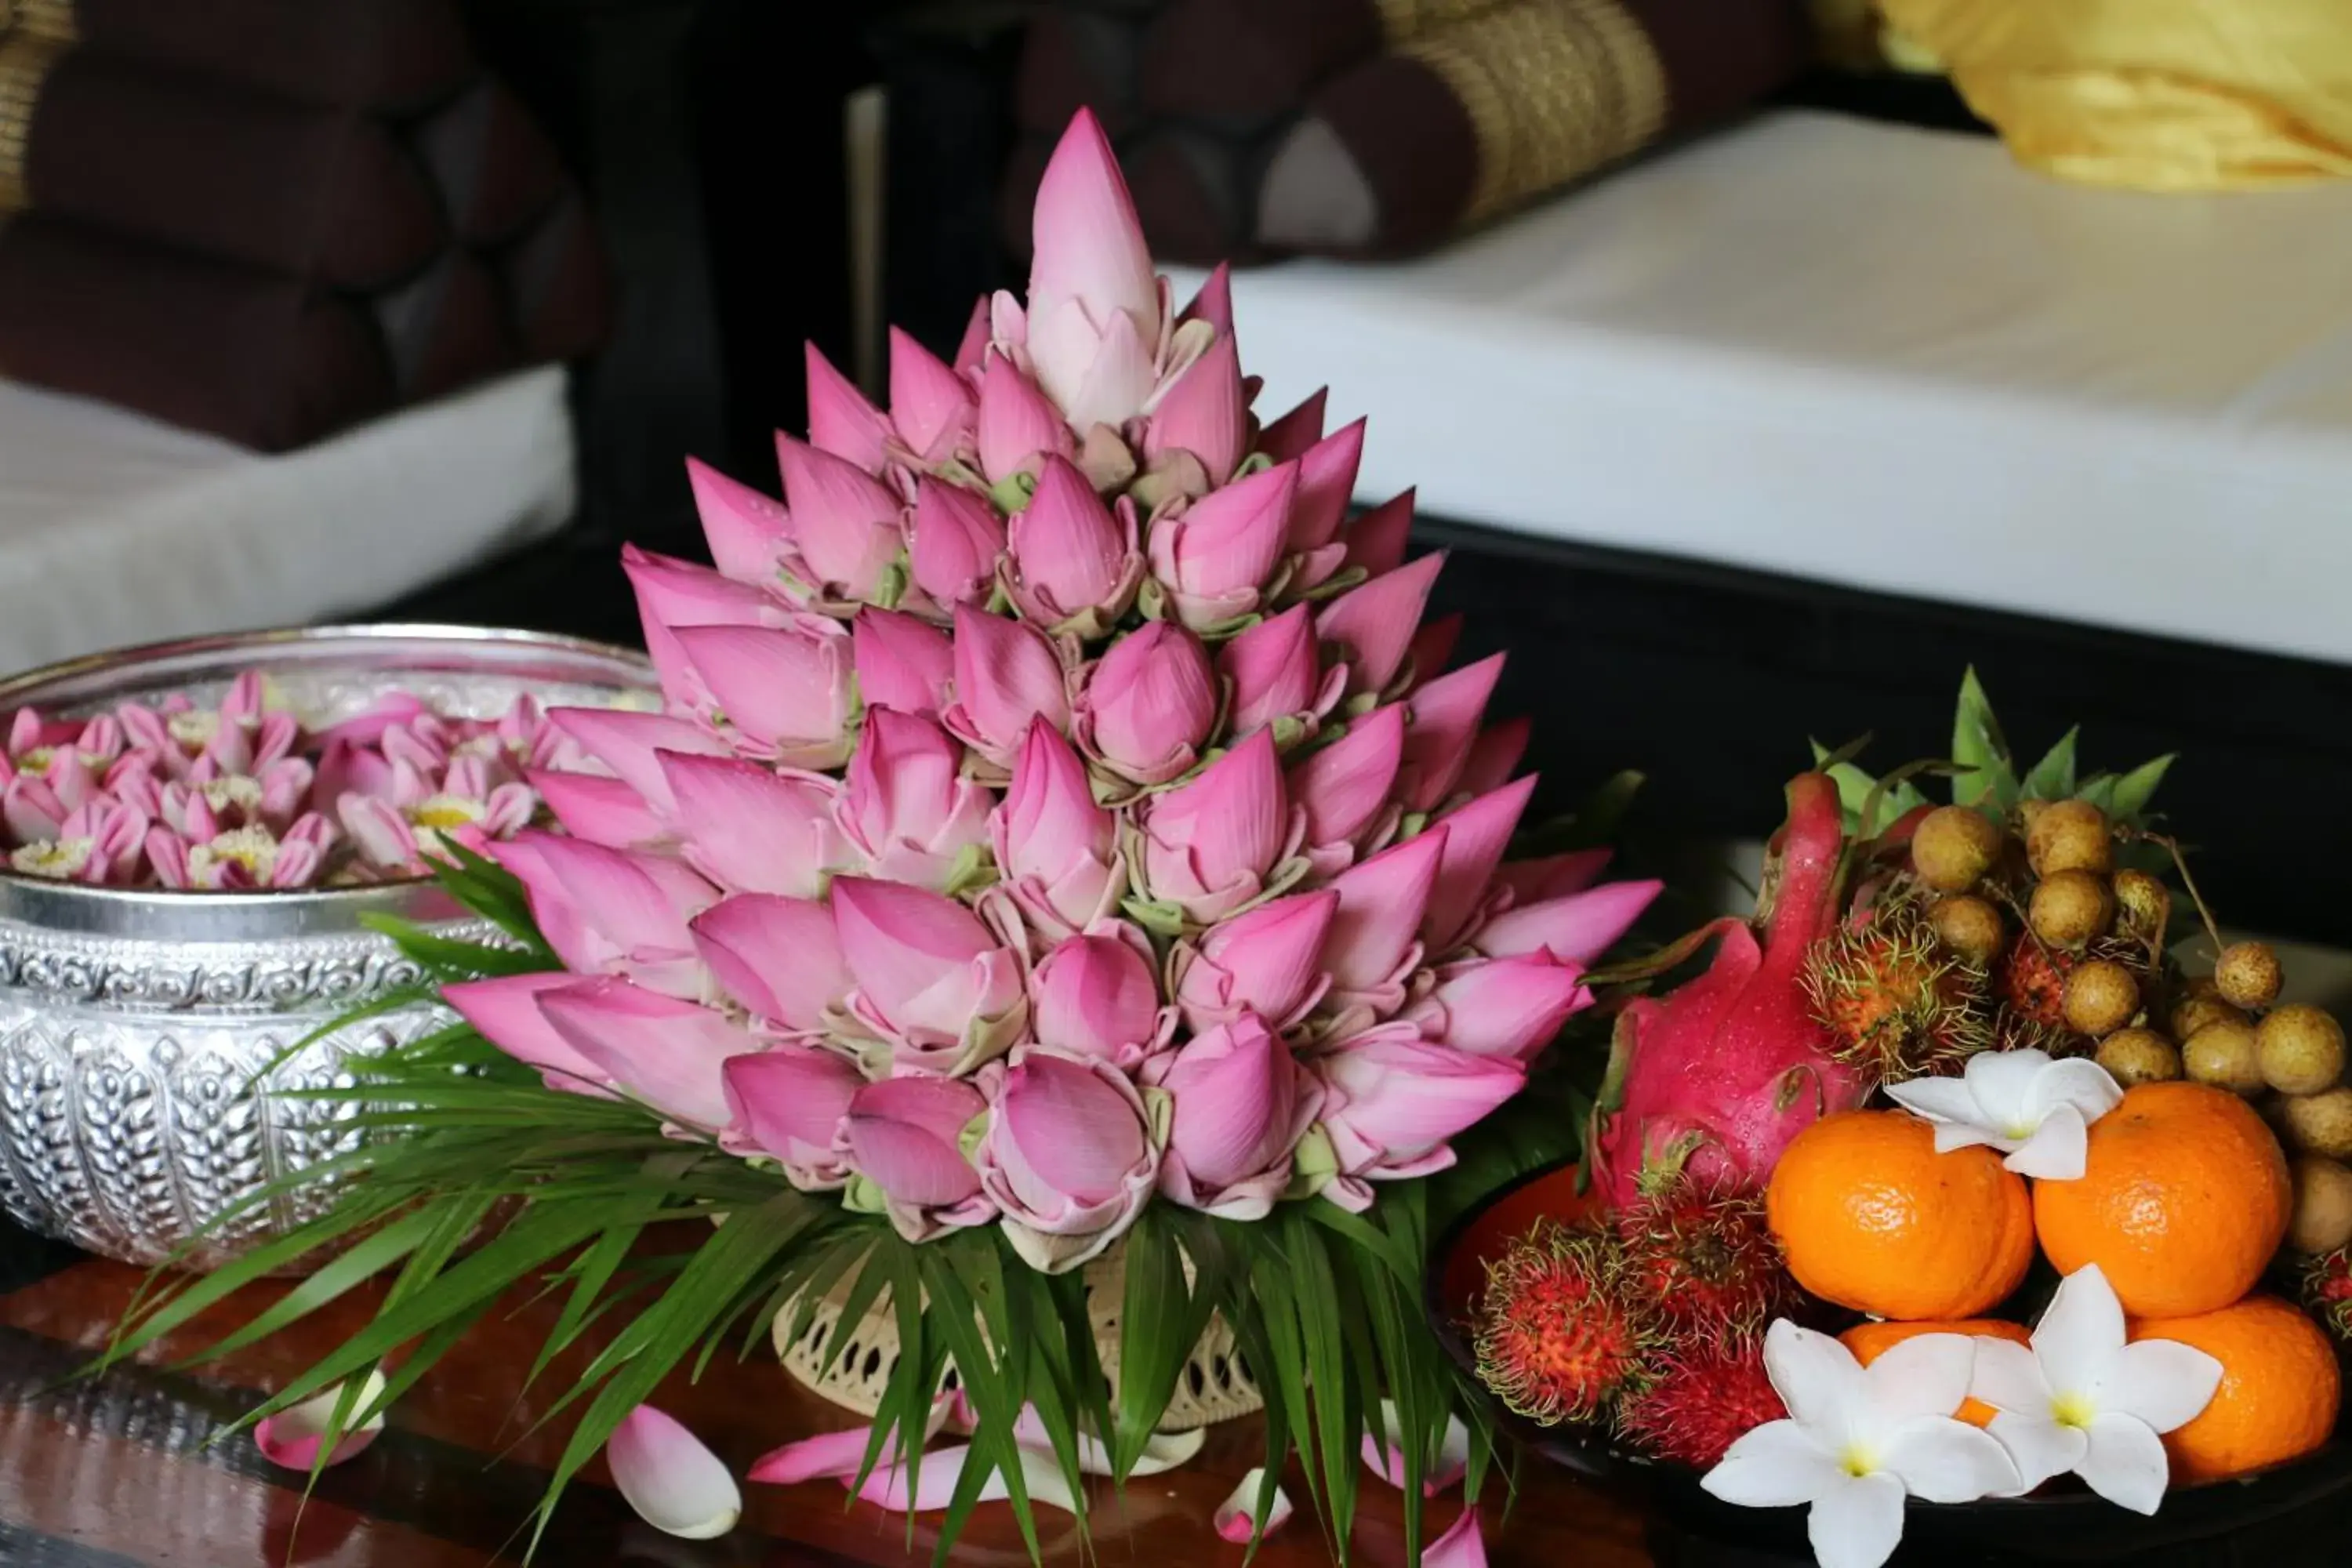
<box><xmin>0</xmin><ymin>1227</ymin><xmax>1653</xmax><ymax>1566</ymax></box>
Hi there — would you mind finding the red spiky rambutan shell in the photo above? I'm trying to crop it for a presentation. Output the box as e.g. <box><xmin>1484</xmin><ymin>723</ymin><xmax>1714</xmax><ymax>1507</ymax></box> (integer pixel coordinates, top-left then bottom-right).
<box><xmin>1804</xmin><ymin>918</ymin><xmax>1989</xmax><ymax>1080</ymax></box>
<box><xmin>1613</xmin><ymin>1182</ymin><xmax>1794</xmax><ymax>1342</ymax></box>
<box><xmin>2303</xmin><ymin>1249</ymin><xmax>2352</xmax><ymax>1343</ymax></box>
<box><xmin>1998</xmin><ymin>942</ymin><xmax>2074</xmax><ymax>1033</ymax></box>
<box><xmin>1474</xmin><ymin>1221</ymin><xmax>1654</xmax><ymax>1426</ymax></box>
<box><xmin>1617</xmin><ymin>1334</ymin><xmax>1786</xmax><ymax>1468</ymax></box>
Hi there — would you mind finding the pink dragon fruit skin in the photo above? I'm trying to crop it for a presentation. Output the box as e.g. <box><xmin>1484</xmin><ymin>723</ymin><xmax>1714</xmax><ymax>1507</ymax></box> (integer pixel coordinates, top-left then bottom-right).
<box><xmin>1584</xmin><ymin>771</ymin><xmax>1869</xmax><ymax>1211</ymax></box>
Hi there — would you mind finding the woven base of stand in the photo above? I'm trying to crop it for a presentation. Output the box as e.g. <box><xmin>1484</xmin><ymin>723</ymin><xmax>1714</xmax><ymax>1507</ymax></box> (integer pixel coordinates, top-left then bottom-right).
<box><xmin>772</xmin><ymin>1237</ymin><xmax>1263</xmax><ymax>1431</ymax></box>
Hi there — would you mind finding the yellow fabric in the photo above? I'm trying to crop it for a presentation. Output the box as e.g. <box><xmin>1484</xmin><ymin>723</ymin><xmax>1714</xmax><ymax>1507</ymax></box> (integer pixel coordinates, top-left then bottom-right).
<box><xmin>1875</xmin><ymin>0</ymin><xmax>2352</xmax><ymax>189</ymax></box>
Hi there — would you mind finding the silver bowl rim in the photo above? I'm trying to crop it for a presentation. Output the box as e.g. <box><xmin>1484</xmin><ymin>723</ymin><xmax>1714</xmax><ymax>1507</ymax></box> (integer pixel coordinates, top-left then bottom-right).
<box><xmin>0</xmin><ymin>622</ymin><xmax>653</xmax><ymax>938</ymax></box>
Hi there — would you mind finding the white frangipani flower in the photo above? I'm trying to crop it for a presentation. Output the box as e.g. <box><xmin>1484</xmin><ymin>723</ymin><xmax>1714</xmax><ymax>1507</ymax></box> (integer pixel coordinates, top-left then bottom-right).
<box><xmin>1702</xmin><ymin>1322</ymin><xmax>2019</xmax><ymax>1568</ymax></box>
<box><xmin>1969</xmin><ymin>1263</ymin><xmax>2223</xmax><ymax>1514</ymax></box>
<box><xmin>1885</xmin><ymin>1047</ymin><xmax>2124</xmax><ymax>1179</ymax></box>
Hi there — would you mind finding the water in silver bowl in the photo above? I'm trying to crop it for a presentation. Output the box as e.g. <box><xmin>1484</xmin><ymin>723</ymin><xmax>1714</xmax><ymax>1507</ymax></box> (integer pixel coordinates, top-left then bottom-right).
<box><xmin>0</xmin><ymin>625</ymin><xmax>652</xmax><ymax>1269</ymax></box>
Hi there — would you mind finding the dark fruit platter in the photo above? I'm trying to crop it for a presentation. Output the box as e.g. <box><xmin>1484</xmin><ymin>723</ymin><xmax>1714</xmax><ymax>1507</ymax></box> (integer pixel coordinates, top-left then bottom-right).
<box><xmin>1428</xmin><ymin>1160</ymin><xmax>2352</xmax><ymax>1567</ymax></box>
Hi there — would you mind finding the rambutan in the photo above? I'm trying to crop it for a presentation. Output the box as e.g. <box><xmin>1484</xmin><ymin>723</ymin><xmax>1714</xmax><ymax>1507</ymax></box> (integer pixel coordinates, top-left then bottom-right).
<box><xmin>1803</xmin><ymin>910</ymin><xmax>1990</xmax><ymax>1081</ymax></box>
<box><xmin>1473</xmin><ymin>1221</ymin><xmax>1654</xmax><ymax>1426</ymax></box>
<box><xmin>1616</xmin><ymin>1334</ymin><xmax>1787</xmax><ymax>1468</ymax></box>
<box><xmin>2301</xmin><ymin>1248</ymin><xmax>2352</xmax><ymax>1344</ymax></box>
<box><xmin>1614</xmin><ymin>1180</ymin><xmax>1793</xmax><ymax>1342</ymax></box>
<box><xmin>1996</xmin><ymin>939</ymin><xmax>2074</xmax><ymax>1037</ymax></box>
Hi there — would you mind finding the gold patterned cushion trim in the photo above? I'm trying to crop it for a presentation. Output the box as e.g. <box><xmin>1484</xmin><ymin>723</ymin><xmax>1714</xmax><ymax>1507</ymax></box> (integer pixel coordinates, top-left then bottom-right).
<box><xmin>1403</xmin><ymin>0</ymin><xmax>1668</xmax><ymax>224</ymax></box>
<box><xmin>0</xmin><ymin>30</ymin><xmax>66</xmax><ymax>213</ymax></box>
<box><xmin>1376</xmin><ymin>0</ymin><xmax>1515</xmax><ymax>45</ymax></box>
<box><xmin>0</xmin><ymin>0</ymin><xmax>78</xmax><ymax>44</ymax></box>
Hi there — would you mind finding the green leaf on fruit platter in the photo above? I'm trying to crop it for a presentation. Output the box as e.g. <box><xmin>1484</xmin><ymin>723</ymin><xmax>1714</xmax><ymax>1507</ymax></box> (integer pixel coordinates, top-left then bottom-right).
<box><xmin>1951</xmin><ymin>667</ymin><xmax>2016</xmax><ymax>810</ymax></box>
<box><xmin>2022</xmin><ymin>727</ymin><xmax>2079</xmax><ymax>800</ymax></box>
<box><xmin>1820</xmin><ymin>760</ymin><xmax>1927</xmax><ymax>837</ymax></box>
<box><xmin>2109</xmin><ymin>753</ymin><xmax>2176</xmax><ymax>824</ymax></box>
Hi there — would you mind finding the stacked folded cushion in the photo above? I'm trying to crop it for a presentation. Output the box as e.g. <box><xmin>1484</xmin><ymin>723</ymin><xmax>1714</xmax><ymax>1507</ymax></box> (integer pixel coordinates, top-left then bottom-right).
<box><xmin>1005</xmin><ymin>0</ymin><xmax>1811</xmax><ymax>262</ymax></box>
<box><xmin>0</xmin><ymin>0</ymin><xmax>612</xmax><ymax>452</ymax></box>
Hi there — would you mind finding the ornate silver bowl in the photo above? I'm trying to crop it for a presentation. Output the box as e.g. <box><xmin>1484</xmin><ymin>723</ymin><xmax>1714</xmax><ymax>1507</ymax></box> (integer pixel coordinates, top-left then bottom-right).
<box><xmin>0</xmin><ymin>626</ymin><xmax>652</xmax><ymax>1269</ymax></box>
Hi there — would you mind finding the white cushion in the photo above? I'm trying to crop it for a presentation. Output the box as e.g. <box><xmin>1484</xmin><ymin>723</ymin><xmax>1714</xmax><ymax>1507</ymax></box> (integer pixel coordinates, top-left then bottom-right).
<box><xmin>1172</xmin><ymin>111</ymin><xmax>2352</xmax><ymax>665</ymax></box>
<box><xmin>0</xmin><ymin>367</ymin><xmax>575</xmax><ymax>673</ymax></box>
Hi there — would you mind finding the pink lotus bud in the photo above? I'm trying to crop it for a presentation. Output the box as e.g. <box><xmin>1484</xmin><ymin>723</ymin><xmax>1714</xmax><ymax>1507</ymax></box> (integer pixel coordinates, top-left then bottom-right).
<box><xmin>804</xmin><ymin>342</ymin><xmax>892</xmax><ymax>474</ymax></box>
<box><xmin>672</xmin><ymin>621</ymin><xmax>855</xmax><ymax>768</ymax></box>
<box><xmin>1257</xmin><ymin>388</ymin><xmax>1327</xmax><ymax>465</ymax></box>
<box><xmin>659</xmin><ymin>752</ymin><xmax>849</xmax><ymax>899</ymax></box>
<box><xmin>537</xmin><ymin>978</ymin><xmax>756</xmax><ymax>1130</ymax></box>
<box><xmin>1406</xmin><ymin>955</ymin><xmax>1594</xmax><ymax>1062</ymax></box>
<box><xmin>944</xmin><ymin>604</ymin><xmax>1070</xmax><ymax>764</ymax></box>
<box><xmin>907</xmin><ymin>481</ymin><xmax>1008</xmax><ymax>608</ymax></box>
<box><xmin>1471</xmin><ymin>879</ymin><xmax>1663</xmax><ymax>964</ymax></box>
<box><xmin>684</xmin><ymin>456</ymin><xmax>793</xmax><ymax>587</ymax></box>
<box><xmin>1423</xmin><ymin>777</ymin><xmax>1538</xmax><ymax>953</ymax></box>
<box><xmin>622</xmin><ymin>544</ymin><xmax>785</xmax><ymax>714</ymax></box>
<box><xmin>1343</xmin><ymin>488</ymin><xmax>1414</xmax><ymax>578</ymax></box>
<box><xmin>1322</xmin><ymin>827</ymin><xmax>1448</xmax><ymax>1002</ymax></box>
<box><xmin>976</xmin><ymin>356</ymin><xmax>1075</xmax><ymax>483</ymax></box>
<box><xmin>1316</xmin><ymin>552</ymin><xmax>1443</xmax><ymax>697</ymax></box>
<box><xmin>953</xmin><ymin>295</ymin><xmax>991</xmax><ymax>376</ymax></box>
<box><xmin>3</xmin><ymin>773</ymin><xmax>69</xmax><ymax>842</ymax></box>
<box><xmin>1178</xmin><ymin>262</ymin><xmax>1232</xmax><ymax>338</ymax></box>
<box><xmin>1288</xmin><ymin>703</ymin><xmax>1404</xmax><ymax>851</ymax></box>
<box><xmin>1172</xmin><ymin>888</ymin><xmax>1338</xmax><ymax>1033</ymax></box>
<box><xmin>1458</xmin><ymin>717</ymin><xmax>1530</xmax><ymax>800</ymax></box>
<box><xmin>493</xmin><ymin>829</ymin><xmax>718</xmax><ymax>998</ymax></box>
<box><xmin>1145</xmin><ymin>1013</ymin><xmax>1320</xmax><ymax>1219</ymax></box>
<box><xmin>1316</xmin><ymin>1026</ymin><xmax>1525</xmax><ymax>1187</ymax></box>
<box><xmin>832</xmin><ymin>877</ymin><xmax>1027</xmax><ymax>1065</ymax></box>
<box><xmin>445</xmin><ymin>972</ymin><xmax>612</xmax><ymax>1096</ymax></box>
<box><xmin>1288</xmin><ymin>417</ymin><xmax>1367</xmax><ymax>552</ymax></box>
<box><xmin>992</xmin><ymin>718</ymin><xmax>1121</xmax><ymax>940</ymax></box>
<box><xmin>1138</xmin><ymin>728</ymin><xmax>1291</xmax><ymax>924</ymax></box>
<box><xmin>1022</xmin><ymin>109</ymin><xmax>1163</xmax><ymax>427</ymax></box>
<box><xmin>1075</xmin><ymin>622</ymin><xmax>1215</xmax><ymax>785</ymax></box>
<box><xmin>775</xmin><ymin>434</ymin><xmax>905</xmax><ymax>601</ymax></box>
<box><xmin>844</xmin><ymin>1075</ymin><xmax>991</xmax><ymax>1215</ymax></box>
<box><xmin>7</xmin><ymin>799</ymin><xmax>149</xmax><ymax>885</ymax></box>
<box><xmin>1029</xmin><ymin>931</ymin><xmax>1167</xmax><ymax>1066</ymax></box>
<box><xmin>1004</xmin><ymin>457</ymin><xmax>1140</xmax><ymax>629</ymax></box>
<box><xmin>1145</xmin><ymin>460</ymin><xmax>1295</xmax><ymax>629</ymax></box>
<box><xmin>887</xmin><ymin>326</ymin><xmax>977</xmax><ymax>465</ymax></box>
<box><xmin>838</xmin><ymin>710</ymin><xmax>993</xmax><ymax>892</ymax></box>
<box><xmin>1496</xmin><ymin>848</ymin><xmax>1613</xmax><ymax>905</ymax></box>
<box><xmin>546</xmin><ymin>708</ymin><xmax>731</xmax><ymax>818</ymax></box>
<box><xmin>975</xmin><ymin>1052</ymin><xmax>1157</xmax><ymax>1272</ymax></box>
<box><xmin>338</xmin><ymin>793</ymin><xmax>425</xmax><ymax>875</ymax></box>
<box><xmin>852</xmin><ymin>608</ymin><xmax>956</xmax><ymax>719</ymax></box>
<box><xmin>1220</xmin><ymin>605</ymin><xmax>1341</xmax><ymax>744</ymax></box>
<box><xmin>1396</xmin><ymin>653</ymin><xmax>1504</xmax><ymax>813</ymax></box>
<box><xmin>722</xmin><ymin>1045</ymin><xmax>863</xmax><ymax>1182</ymax></box>
<box><xmin>1407</xmin><ymin>613</ymin><xmax>1463</xmax><ymax>684</ymax></box>
<box><xmin>691</xmin><ymin>892</ymin><xmax>852</xmax><ymax>1033</ymax></box>
<box><xmin>1141</xmin><ymin>332</ymin><xmax>1245</xmax><ymax>488</ymax></box>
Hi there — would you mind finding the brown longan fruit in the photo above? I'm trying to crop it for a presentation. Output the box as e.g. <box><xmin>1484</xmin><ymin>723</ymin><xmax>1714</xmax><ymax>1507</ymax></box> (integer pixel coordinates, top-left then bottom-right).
<box><xmin>2096</xmin><ymin>1028</ymin><xmax>2181</xmax><ymax>1087</ymax></box>
<box><xmin>2027</xmin><ymin>799</ymin><xmax>2114</xmax><ymax>877</ymax></box>
<box><xmin>1929</xmin><ymin>895</ymin><xmax>2006</xmax><ymax>967</ymax></box>
<box><xmin>2063</xmin><ymin>960</ymin><xmax>2140</xmax><ymax>1037</ymax></box>
<box><xmin>2183</xmin><ymin>1018</ymin><xmax>2266</xmax><ymax>1096</ymax></box>
<box><xmin>2113</xmin><ymin>870</ymin><xmax>2172</xmax><ymax>938</ymax></box>
<box><xmin>2215</xmin><ymin>942</ymin><xmax>2284</xmax><ymax>1011</ymax></box>
<box><xmin>2169</xmin><ymin>980</ymin><xmax>2246</xmax><ymax>1044</ymax></box>
<box><xmin>1911</xmin><ymin>806</ymin><xmax>2004</xmax><ymax>892</ymax></box>
<box><xmin>2030</xmin><ymin>870</ymin><xmax>2114</xmax><ymax>949</ymax></box>
<box><xmin>2285</xmin><ymin>1087</ymin><xmax>2352</xmax><ymax>1160</ymax></box>
<box><xmin>2259</xmin><ymin>1005</ymin><xmax>2347</xmax><ymax>1096</ymax></box>
<box><xmin>2289</xmin><ymin>1156</ymin><xmax>2352</xmax><ymax>1254</ymax></box>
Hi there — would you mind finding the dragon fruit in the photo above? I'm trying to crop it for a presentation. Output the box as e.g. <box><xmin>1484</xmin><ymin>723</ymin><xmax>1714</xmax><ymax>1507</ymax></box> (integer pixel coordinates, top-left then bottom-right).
<box><xmin>1584</xmin><ymin>772</ymin><xmax>1870</xmax><ymax>1211</ymax></box>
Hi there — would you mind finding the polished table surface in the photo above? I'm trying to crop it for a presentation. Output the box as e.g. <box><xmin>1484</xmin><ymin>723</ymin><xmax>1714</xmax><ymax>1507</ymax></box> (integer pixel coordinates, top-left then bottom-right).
<box><xmin>0</xmin><ymin>1228</ymin><xmax>1654</xmax><ymax>1566</ymax></box>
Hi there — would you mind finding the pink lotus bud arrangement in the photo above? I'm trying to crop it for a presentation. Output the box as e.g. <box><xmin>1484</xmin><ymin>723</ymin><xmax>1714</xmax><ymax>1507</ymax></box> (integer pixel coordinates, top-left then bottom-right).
<box><xmin>151</xmin><ymin>109</ymin><xmax>1666</xmax><ymax>1565</ymax></box>
<box><xmin>0</xmin><ymin>677</ymin><xmax>586</xmax><ymax>889</ymax></box>
<box><xmin>453</xmin><ymin>106</ymin><xmax>1660</xmax><ymax>1279</ymax></box>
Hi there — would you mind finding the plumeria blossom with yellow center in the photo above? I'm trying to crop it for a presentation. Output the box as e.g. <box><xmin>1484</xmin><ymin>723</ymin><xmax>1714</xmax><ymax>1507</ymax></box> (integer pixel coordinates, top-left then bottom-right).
<box><xmin>1968</xmin><ymin>1263</ymin><xmax>2223</xmax><ymax>1514</ymax></box>
<box><xmin>1702</xmin><ymin>1322</ymin><xmax>2019</xmax><ymax>1568</ymax></box>
<box><xmin>1884</xmin><ymin>1047</ymin><xmax>2125</xmax><ymax>1180</ymax></box>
